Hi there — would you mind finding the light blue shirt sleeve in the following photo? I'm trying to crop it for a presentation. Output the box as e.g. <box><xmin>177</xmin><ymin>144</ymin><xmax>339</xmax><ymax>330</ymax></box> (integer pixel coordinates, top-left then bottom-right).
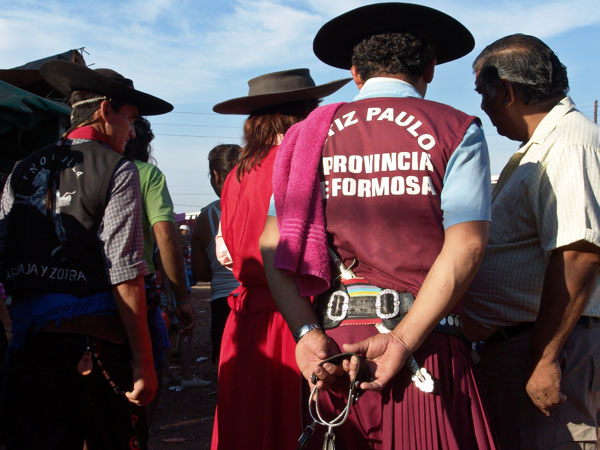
<box><xmin>267</xmin><ymin>194</ymin><xmax>277</xmax><ymax>216</ymax></box>
<box><xmin>441</xmin><ymin>123</ymin><xmax>492</xmax><ymax>229</ymax></box>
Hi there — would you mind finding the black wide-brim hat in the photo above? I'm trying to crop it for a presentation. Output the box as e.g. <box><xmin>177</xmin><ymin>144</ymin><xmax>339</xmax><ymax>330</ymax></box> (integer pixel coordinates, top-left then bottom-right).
<box><xmin>213</xmin><ymin>68</ymin><xmax>351</xmax><ymax>115</ymax></box>
<box><xmin>40</xmin><ymin>61</ymin><xmax>173</xmax><ymax>116</ymax></box>
<box><xmin>313</xmin><ymin>3</ymin><xmax>475</xmax><ymax>69</ymax></box>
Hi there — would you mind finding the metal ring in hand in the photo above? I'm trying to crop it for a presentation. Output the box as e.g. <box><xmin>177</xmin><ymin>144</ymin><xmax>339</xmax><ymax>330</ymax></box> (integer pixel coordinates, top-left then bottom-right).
<box><xmin>308</xmin><ymin>352</ymin><xmax>368</xmax><ymax>429</ymax></box>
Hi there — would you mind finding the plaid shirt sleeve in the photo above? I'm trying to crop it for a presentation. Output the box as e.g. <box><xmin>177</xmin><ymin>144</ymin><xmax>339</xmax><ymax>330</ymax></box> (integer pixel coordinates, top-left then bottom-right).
<box><xmin>99</xmin><ymin>159</ymin><xmax>149</xmax><ymax>285</ymax></box>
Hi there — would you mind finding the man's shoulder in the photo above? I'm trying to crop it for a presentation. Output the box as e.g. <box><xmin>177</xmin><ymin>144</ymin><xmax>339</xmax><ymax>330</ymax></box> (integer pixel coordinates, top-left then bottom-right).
<box><xmin>351</xmin><ymin>95</ymin><xmax>476</xmax><ymax>120</ymax></box>
<box><xmin>554</xmin><ymin>109</ymin><xmax>600</xmax><ymax>146</ymax></box>
<box><xmin>133</xmin><ymin>159</ymin><xmax>166</xmax><ymax>185</ymax></box>
<box><xmin>134</xmin><ymin>159</ymin><xmax>162</xmax><ymax>174</ymax></box>
<box><xmin>418</xmin><ymin>97</ymin><xmax>478</xmax><ymax>122</ymax></box>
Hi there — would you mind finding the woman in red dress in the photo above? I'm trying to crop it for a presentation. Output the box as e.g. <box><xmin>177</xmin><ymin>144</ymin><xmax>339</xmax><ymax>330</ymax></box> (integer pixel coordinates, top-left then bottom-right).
<box><xmin>210</xmin><ymin>69</ymin><xmax>349</xmax><ymax>450</ymax></box>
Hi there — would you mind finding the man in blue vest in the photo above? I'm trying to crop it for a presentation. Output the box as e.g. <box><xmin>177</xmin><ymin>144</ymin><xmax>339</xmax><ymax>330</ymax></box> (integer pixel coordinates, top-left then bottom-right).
<box><xmin>0</xmin><ymin>61</ymin><xmax>172</xmax><ymax>449</ymax></box>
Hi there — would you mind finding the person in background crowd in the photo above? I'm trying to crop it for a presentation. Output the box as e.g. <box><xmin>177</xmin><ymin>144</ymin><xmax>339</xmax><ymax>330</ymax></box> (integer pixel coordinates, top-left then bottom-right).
<box><xmin>179</xmin><ymin>225</ymin><xmax>191</xmax><ymax>260</ymax></box>
<box><xmin>211</xmin><ymin>68</ymin><xmax>349</xmax><ymax>450</ymax></box>
<box><xmin>191</xmin><ymin>144</ymin><xmax>240</xmax><ymax>363</ymax></box>
<box><xmin>260</xmin><ymin>4</ymin><xmax>497</xmax><ymax>449</ymax></box>
<box><xmin>463</xmin><ymin>34</ymin><xmax>600</xmax><ymax>449</ymax></box>
<box><xmin>0</xmin><ymin>60</ymin><xmax>172</xmax><ymax>449</ymax></box>
<box><xmin>123</xmin><ymin>116</ymin><xmax>200</xmax><ymax>415</ymax></box>
<box><xmin>124</xmin><ymin>117</ymin><xmax>206</xmax><ymax>389</ymax></box>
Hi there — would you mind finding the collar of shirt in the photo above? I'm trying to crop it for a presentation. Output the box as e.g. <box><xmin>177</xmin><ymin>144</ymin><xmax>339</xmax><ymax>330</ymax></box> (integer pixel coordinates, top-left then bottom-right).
<box><xmin>520</xmin><ymin>96</ymin><xmax>575</xmax><ymax>150</ymax></box>
<box><xmin>66</xmin><ymin>125</ymin><xmax>110</xmax><ymax>146</ymax></box>
<box><xmin>354</xmin><ymin>77</ymin><xmax>423</xmax><ymax>101</ymax></box>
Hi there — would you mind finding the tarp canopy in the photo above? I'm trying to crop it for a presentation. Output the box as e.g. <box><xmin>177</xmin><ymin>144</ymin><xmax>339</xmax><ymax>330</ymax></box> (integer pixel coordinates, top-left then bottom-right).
<box><xmin>10</xmin><ymin>49</ymin><xmax>86</xmax><ymax>71</ymax></box>
<box><xmin>0</xmin><ymin>80</ymin><xmax>70</xmax><ymax>174</ymax></box>
<box><xmin>0</xmin><ymin>80</ymin><xmax>70</xmax><ymax>135</ymax></box>
<box><xmin>0</xmin><ymin>49</ymin><xmax>86</xmax><ymax>99</ymax></box>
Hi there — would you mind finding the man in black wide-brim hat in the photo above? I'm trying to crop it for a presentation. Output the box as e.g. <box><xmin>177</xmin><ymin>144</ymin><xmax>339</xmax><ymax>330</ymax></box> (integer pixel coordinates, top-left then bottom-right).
<box><xmin>263</xmin><ymin>3</ymin><xmax>499</xmax><ymax>449</ymax></box>
<box><xmin>0</xmin><ymin>61</ymin><xmax>172</xmax><ymax>449</ymax></box>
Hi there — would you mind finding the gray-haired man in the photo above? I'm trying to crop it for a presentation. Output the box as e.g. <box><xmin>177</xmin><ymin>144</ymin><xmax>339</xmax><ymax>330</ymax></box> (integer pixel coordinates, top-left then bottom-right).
<box><xmin>464</xmin><ymin>34</ymin><xmax>600</xmax><ymax>449</ymax></box>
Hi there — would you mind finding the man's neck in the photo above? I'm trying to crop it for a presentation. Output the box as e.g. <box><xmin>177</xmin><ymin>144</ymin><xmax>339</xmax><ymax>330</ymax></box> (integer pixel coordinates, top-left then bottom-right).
<box><xmin>519</xmin><ymin>102</ymin><xmax>556</xmax><ymax>142</ymax></box>
<box><xmin>67</xmin><ymin>125</ymin><xmax>109</xmax><ymax>146</ymax></box>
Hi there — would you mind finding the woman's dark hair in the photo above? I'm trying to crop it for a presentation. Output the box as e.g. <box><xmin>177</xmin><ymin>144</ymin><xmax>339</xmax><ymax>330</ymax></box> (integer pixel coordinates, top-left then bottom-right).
<box><xmin>473</xmin><ymin>34</ymin><xmax>569</xmax><ymax>106</ymax></box>
<box><xmin>123</xmin><ymin>117</ymin><xmax>155</xmax><ymax>163</ymax></box>
<box><xmin>352</xmin><ymin>32</ymin><xmax>435</xmax><ymax>83</ymax></box>
<box><xmin>68</xmin><ymin>90</ymin><xmax>127</xmax><ymax>129</ymax></box>
<box><xmin>208</xmin><ymin>144</ymin><xmax>241</xmax><ymax>195</ymax></box>
<box><xmin>236</xmin><ymin>99</ymin><xmax>319</xmax><ymax>180</ymax></box>
<box><xmin>209</xmin><ymin>144</ymin><xmax>240</xmax><ymax>178</ymax></box>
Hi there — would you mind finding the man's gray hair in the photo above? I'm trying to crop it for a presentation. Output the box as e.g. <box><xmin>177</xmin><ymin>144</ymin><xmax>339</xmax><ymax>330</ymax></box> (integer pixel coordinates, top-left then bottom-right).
<box><xmin>473</xmin><ymin>34</ymin><xmax>568</xmax><ymax>105</ymax></box>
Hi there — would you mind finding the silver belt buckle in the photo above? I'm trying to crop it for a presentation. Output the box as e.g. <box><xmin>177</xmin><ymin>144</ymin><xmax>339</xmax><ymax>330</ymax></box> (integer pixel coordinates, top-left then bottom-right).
<box><xmin>327</xmin><ymin>291</ymin><xmax>349</xmax><ymax>321</ymax></box>
<box><xmin>376</xmin><ymin>289</ymin><xmax>400</xmax><ymax>319</ymax></box>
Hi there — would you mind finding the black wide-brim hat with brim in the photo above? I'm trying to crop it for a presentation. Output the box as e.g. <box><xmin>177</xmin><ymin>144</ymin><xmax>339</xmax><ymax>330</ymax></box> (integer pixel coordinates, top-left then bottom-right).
<box><xmin>313</xmin><ymin>3</ymin><xmax>475</xmax><ymax>69</ymax></box>
<box><xmin>213</xmin><ymin>68</ymin><xmax>351</xmax><ymax>115</ymax></box>
<box><xmin>40</xmin><ymin>61</ymin><xmax>173</xmax><ymax>116</ymax></box>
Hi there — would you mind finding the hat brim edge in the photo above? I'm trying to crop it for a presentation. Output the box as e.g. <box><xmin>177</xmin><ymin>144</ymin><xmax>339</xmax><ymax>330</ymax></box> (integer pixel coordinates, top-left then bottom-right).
<box><xmin>313</xmin><ymin>3</ymin><xmax>475</xmax><ymax>70</ymax></box>
<box><xmin>40</xmin><ymin>61</ymin><xmax>173</xmax><ymax>116</ymax></box>
<box><xmin>213</xmin><ymin>78</ymin><xmax>351</xmax><ymax>115</ymax></box>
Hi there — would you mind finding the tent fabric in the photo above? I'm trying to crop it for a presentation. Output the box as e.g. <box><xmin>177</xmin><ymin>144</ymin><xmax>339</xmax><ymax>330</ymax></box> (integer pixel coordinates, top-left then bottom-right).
<box><xmin>10</xmin><ymin>49</ymin><xmax>86</xmax><ymax>71</ymax></box>
<box><xmin>0</xmin><ymin>49</ymin><xmax>86</xmax><ymax>99</ymax></box>
<box><xmin>0</xmin><ymin>80</ymin><xmax>70</xmax><ymax>135</ymax></box>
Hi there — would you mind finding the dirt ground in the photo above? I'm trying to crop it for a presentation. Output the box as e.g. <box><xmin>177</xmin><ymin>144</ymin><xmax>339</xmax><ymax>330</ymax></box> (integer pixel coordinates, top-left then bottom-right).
<box><xmin>149</xmin><ymin>283</ymin><xmax>218</xmax><ymax>450</ymax></box>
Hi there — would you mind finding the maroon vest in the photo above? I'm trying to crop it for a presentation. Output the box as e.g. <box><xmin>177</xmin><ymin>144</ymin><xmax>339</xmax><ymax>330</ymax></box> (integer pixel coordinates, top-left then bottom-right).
<box><xmin>322</xmin><ymin>96</ymin><xmax>477</xmax><ymax>295</ymax></box>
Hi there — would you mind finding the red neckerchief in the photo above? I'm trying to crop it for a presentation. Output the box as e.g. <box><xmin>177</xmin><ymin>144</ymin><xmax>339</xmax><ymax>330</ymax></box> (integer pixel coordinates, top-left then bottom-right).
<box><xmin>67</xmin><ymin>126</ymin><xmax>110</xmax><ymax>146</ymax></box>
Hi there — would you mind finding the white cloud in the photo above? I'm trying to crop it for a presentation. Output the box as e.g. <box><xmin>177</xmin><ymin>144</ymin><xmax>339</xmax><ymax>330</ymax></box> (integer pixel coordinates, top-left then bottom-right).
<box><xmin>446</xmin><ymin>0</ymin><xmax>600</xmax><ymax>46</ymax></box>
<box><xmin>1</xmin><ymin>0</ymin><xmax>599</xmax><ymax>104</ymax></box>
<box><xmin>1</xmin><ymin>0</ymin><xmax>598</xmax><ymax>211</ymax></box>
<box><xmin>120</xmin><ymin>0</ymin><xmax>176</xmax><ymax>23</ymax></box>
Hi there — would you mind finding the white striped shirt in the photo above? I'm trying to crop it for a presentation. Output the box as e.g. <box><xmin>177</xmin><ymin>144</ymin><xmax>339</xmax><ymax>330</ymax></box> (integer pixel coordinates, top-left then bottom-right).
<box><xmin>464</xmin><ymin>96</ymin><xmax>600</xmax><ymax>340</ymax></box>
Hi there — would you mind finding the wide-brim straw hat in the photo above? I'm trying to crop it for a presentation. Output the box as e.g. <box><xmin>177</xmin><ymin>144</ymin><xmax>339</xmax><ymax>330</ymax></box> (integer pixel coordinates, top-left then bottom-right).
<box><xmin>213</xmin><ymin>68</ymin><xmax>351</xmax><ymax>115</ymax></box>
<box><xmin>313</xmin><ymin>3</ymin><xmax>475</xmax><ymax>69</ymax></box>
<box><xmin>40</xmin><ymin>61</ymin><xmax>173</xmax><ymax>116</ymax></box>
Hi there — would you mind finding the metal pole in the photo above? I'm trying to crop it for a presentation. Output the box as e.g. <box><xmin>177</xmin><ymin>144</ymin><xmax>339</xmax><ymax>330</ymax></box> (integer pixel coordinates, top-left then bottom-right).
<box><xmin>594</xmin><ymin>100</ymin><xmax>598</xmax><ymax>124</ymax></box>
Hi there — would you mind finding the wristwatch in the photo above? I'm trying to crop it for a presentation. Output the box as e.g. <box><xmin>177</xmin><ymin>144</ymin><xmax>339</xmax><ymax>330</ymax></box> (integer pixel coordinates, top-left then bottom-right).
<box><xmin>293</xmin><ymin>323</ymin><xmax>322</xmax><ymax>343</ymax></box>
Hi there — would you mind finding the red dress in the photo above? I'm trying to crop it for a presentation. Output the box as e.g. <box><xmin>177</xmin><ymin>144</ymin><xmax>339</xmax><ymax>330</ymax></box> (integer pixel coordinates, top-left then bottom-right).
<box><xmin>211</xmin><ymin>148</ymin><xmax>302</xmax><ymax>450</ymax></box>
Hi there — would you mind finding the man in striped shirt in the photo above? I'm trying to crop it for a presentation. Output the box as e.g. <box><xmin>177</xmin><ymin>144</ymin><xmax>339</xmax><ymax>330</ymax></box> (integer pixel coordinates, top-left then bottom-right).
<box><xmin>464</xmin><ymin>34</ymin><xmax>600</xmax><ymax>449</ymax></box>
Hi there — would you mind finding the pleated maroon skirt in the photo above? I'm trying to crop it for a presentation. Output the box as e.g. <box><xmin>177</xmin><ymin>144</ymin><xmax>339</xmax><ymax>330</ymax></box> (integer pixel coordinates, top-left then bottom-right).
<box><xmin>311</xmin><ymin>325</ymin><xmax>498</xmax><ymax>450</ymax></box>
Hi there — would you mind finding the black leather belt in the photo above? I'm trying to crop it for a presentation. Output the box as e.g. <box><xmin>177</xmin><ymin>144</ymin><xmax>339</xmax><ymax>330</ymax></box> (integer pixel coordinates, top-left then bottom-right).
<box><xmin>315</xmin><ymin>285</ymin><xmax>463</xmax><ymax>338</ymax></box>
<box><xmin>316</xmin><ymin>288</ymin><xmax>415</xmax><ymax>330</ymax></box>
<box><xmin>487</xmin><ymin>315</ymin><xmax>600</xmax><ymax>345</ymax></box>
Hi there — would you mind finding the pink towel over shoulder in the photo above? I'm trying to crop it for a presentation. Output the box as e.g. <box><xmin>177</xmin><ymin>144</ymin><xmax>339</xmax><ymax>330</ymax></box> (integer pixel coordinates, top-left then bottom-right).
<box><xmin>272</xmin><ymin>102</ymin><xmax>345</xmax><ymax>297</ymax></box>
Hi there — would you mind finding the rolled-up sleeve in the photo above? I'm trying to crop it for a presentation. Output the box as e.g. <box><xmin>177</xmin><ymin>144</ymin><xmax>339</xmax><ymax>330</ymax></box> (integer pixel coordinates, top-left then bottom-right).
<box><xmin>98</xmin><ymin>160</ymin><xmax>149</xmax><ymax>284</ymax></box>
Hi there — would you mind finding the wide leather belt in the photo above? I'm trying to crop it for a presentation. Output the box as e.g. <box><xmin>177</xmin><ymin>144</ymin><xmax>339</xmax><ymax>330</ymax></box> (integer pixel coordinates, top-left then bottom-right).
<box><xmin>315</xmin><ymin>285</ymin><xmax>462</xmax><ymax>337</ymax></box>
<box><xmin>316</xmin><ymin>288</ymin><xmax>415</xmax><ymax>330</ymax></box>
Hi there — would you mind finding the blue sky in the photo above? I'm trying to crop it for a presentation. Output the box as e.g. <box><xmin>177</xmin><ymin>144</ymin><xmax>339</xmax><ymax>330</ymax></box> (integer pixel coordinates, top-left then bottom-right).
<box><xmin>1</xmin><ymin>0</ymin><xmax>599</xmax><ymax>213</ymax></box>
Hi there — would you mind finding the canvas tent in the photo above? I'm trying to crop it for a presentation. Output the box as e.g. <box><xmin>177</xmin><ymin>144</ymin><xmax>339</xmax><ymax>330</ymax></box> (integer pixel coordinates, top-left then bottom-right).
<box><xmin>0</xmin><ymin>49</ymin><xmax>86</xmax><ymax>99</ymax></box>
<box><xmin>0</xmin><ymin>50</ymin><xmax>85</xmax><ymax>175</ymax></box>
<box><xmin>0</xmin><ymin>81</ymin><xmax>70</xmax><ymax>174</ymax></box>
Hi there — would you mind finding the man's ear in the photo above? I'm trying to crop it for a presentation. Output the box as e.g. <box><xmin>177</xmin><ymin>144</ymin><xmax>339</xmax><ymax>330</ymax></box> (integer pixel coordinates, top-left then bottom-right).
<box><xmin>99</xmin><ymin>100</ymin><xmax>112</xmax><ymax>122</ymax></box>
<box><xmin>501</xmin><ymin>80</ymin><xmax>516</xmax><ymax>108</ymax></box>
<box><xmin>423</xmin><ymin>58</ymin><xmax>436</xmax><ymax>84</ymax></box>
<box><xmin>350</xmin><ymin>66</ymin><xmax>364</xmax><ymax>90</ymax></box>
